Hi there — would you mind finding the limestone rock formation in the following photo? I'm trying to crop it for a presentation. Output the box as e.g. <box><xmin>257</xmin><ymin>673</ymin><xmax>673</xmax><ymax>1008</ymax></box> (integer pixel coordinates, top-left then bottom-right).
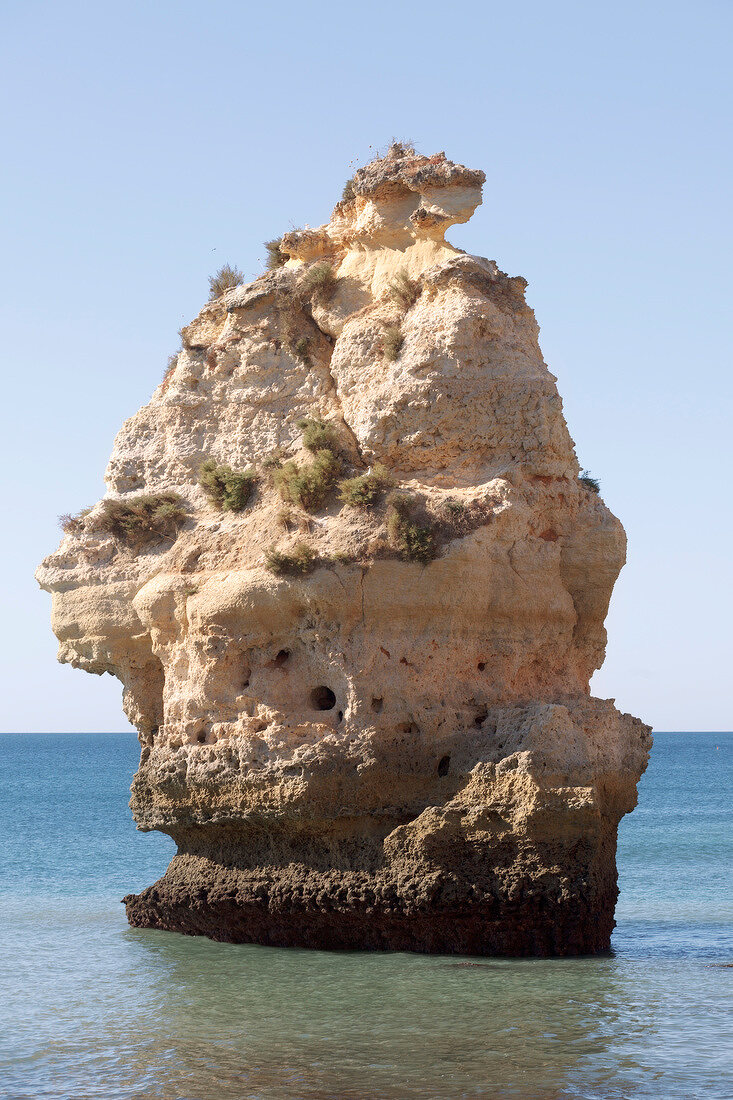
<box><xmin>37</xmin><ymin>143</ymin><xmax>651</xmax><ymax>955</ymax></box>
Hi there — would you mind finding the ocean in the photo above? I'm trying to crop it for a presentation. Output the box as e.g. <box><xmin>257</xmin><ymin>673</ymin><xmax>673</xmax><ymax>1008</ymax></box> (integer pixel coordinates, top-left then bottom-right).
<box><xmin>0</xmin><ymin>731</ymin><xmax>730</xmax><ymax>1100</ymax></box>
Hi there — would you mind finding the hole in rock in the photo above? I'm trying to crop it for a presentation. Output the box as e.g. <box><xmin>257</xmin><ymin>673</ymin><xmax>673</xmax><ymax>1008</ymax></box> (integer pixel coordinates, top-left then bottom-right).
<box><xmin>268</xmin><ymin>649</ymin><xmax>291</xmax><ymax>669</ymax></box>
<box><xmin>337</xmin><ymin>710</ymin><xmax>344</xmax><ymax>722</ymax></box>
<box><xmin>196</xmin><ymin>730</ymin><xmax>207</xmax><ymax>744</ymax></box>
<box><xmin>474</xmin><ymin>709</ymin><xmax>488</xmax><ymax>728</ymax></box>
<box><xmin>371</xmin><ymin>697</ymin><xmax>383</xmax><ymax>713</ymax></box>
<box><xmin>437</xmin><ymin>754</ymin><xmax>451</xmax><ymax>777</ymax></box>
<box><xmin>477</xmin><ymin>661</ymin><xmax>486</xmax><ymax>671</ymax></box>
<box><xmin>310</xmin><ymin>686</ymin><xmax>336</xmax><ymax>711</ymax></box>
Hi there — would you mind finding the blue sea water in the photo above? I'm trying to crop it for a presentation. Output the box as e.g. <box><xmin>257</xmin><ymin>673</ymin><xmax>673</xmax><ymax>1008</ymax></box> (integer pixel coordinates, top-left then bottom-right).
<box><xmin>0</xmin><ymin>733</ymin><xmax>730</xmax><ymax>1100</ymax></box>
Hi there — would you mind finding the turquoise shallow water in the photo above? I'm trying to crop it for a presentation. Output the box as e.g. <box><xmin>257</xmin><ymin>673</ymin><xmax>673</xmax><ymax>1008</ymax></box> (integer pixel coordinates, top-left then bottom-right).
<box><xmin>0</xmin><ymin>733</ymin><xmax>730</xmax><ymax>1099</ymax></box>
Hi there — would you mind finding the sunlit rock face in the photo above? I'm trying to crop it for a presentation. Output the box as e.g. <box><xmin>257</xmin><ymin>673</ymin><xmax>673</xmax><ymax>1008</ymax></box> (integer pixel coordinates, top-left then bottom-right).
<box><xmin>37</xmin><ymin>144</ymin><xmax>651</xmax><ymax>955</ymax></box>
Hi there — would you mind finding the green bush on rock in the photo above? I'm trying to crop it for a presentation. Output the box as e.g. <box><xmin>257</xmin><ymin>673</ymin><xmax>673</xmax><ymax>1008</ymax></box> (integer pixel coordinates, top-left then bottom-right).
<box><xmin>265</xmin><ymin>542</ymin><xmax>316</xmax><ymax>576</ymax></box>
<box><xmin>339</xmin><ymin>464</ymin><xmax>393</xmax><ymax>508</ymax></box>
<box><xmin>386</xmin><ymin>492</ymin><xmax>435</xmax><ymax>564</ymax></box>
<box><xmin>297</xmin><ymin>418</ymin><xmax>340</xmax><ymax>455</ymax></box>
<box><xmin>199</xmin><ymin>460</ymin><xmax>257</xmax><ymax>512</ymax></box>
<box><xmin>274</xmin><ymin>449</ymin><xmax>341</xmax><ymax>512</ymax></box>
<box><xmin>579</xmin><ymin>469</ymin><xmax>601</xmax><ymax>493</ymax></box>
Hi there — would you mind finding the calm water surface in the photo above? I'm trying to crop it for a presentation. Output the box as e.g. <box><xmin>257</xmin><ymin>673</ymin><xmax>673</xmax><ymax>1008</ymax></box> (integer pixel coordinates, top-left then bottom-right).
<box><xmin>0</xmin><ymin>732</ymin><xmax>730</xmax><ymax>1099</ymax></box>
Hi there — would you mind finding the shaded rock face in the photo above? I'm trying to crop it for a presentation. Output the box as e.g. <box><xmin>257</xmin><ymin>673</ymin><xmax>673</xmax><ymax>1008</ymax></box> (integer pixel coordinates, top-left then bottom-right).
<box><xmin>37</xmin><ymin>144</ymin><xmax>651</xmax><ymax>955</ymax></box>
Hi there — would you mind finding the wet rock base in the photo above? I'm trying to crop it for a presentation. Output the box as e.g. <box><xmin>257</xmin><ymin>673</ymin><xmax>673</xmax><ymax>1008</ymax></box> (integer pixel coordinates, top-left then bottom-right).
<box><xmin>124</xmin><ymin>838</ymin><xmax>618</xmax><ymax>957</ymax></box>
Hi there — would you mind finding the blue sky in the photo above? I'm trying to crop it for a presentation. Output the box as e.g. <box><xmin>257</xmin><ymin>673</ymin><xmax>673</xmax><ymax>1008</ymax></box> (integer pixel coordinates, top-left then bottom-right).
<box><xmin>1</xmin><ymin>0</ymin><xmax>730</xmax><ymax>731</ymax></box>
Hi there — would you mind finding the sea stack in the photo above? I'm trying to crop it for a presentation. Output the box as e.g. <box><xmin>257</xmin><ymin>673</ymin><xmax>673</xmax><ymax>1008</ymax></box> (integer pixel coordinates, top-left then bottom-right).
<box><xmin>37</xmin><ymin>144</ymin><xmax>651</xmax><ymax>955</ymax></box>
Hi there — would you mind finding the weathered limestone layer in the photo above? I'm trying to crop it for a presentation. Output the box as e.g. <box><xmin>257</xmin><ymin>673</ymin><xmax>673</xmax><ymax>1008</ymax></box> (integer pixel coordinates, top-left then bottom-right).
<box><xmin>37</xmin><ymin>144</ymin><xmax>651</xmax><ymax>955</ymax></box>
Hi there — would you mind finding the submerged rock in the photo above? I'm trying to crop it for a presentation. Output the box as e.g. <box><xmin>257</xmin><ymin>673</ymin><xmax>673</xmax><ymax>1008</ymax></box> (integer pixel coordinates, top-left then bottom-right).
<box><xmin>37</xmin><ymin>143</ymin><xmax>651</xmax><ymax>955</ymax></box>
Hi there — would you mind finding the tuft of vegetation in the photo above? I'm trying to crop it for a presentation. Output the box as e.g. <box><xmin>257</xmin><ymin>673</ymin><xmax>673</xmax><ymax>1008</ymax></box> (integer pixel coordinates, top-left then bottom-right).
<box><xmin>339</xmin><ymin>464</ymin><xmax>393</xmax><ymax>508</ymax></box>
<box><xmin>382</xmin><ymin>323</ymin><xmax>404</xmax><ymax>361</ymax></box>
<box><xmin>387</xmin><ymin>140</ymin><xmax>416</xmax><ymax>158</ymax></box>
<box><xmin>265</xmin><ymin>542</ymin><xmax>316</xmax><ymax>576</ymax></box>
<box><xmin>199</xmin><ymin>459</ymin><xmax>257</xmax><ymax>512</ymax></box>
<box><xmin>270</xmin><ymin>263</ymin><xmax>336</xmax><ymax>363</ymax></box>
<box><xmin>442</xmin><ymin>497</ymin><xmax>465</xmax><ymax>516</ymax></box>
<box><xmin>208</xmin><ymin>263</ymin><xmax>244</xmax><ymax>300</ymax></box>
<box><xmin>162</xmin><ymin>352</ymin><xmax>179</xmax><ymax>387</ymax></box>
<box><xmin>59</xmin><ymin>508</ymin><xmax>91</xmax><ymax>535</ymax></box>
<box><xmin>297</xmin><ymin>417</ymin><xmax>340</xmax><ymax>454</ymax></box>
<box><xmin>341</xmin><ymin>178</ymin><xmax>356</xmax><ymax>202</ymax></box>
<box><xmin>579</xmin><ymin>469</ymin><xmax>601</xmax><ymax>494</ymax></box>
<box><xmin>277</xmin><ymin>506</ymin><xmax>294</xmax><ymax>530</ymax></box>
<box><xmin>293</xmin><ymin>336</ymin><xmax>310</xmax><ymax>363</ymax></box>
<box><xmin>262</xmin><ymin>450</ymin><xmax>284</xmax><ymax>471</ymax></box>
<box><xmin>274</xmin><ymin>448</ymin><xmax>341</xmax><ymax>512</ymax></box>
<box><xmin>89</xmin><ymin>494</ymin><xmax>187</xmax><ymax>547</ymax></box>
<box><xmin>299</xmin><ymin>262</ymin><xmax>337</xmax><ymax>305</ymax></box>
<box><xmin>386</xmin><ymin>492</ymin><xmax>436</xmax><ymax>564</ymax></box>
<box><xmin>387</xmin><ymin>270</ymin><xmax>421</xmax><ymax>312</ymax></box>
<box><xmin>332</xmin><ymin>550</ymin><xmax>353</xmax><ymax>564</ymax></box>
<box><xmin>265</xmin><ymin>239</ymin><xmax>287</xmax><ymax>269</ymax></box>
<box><xmin>275</xmin><ymin>294</ymin><xmax>309</xmax><ymax>357</ymax></box>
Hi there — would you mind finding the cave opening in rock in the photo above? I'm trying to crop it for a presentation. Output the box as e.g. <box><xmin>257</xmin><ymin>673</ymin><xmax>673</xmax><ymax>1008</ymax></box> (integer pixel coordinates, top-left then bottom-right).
<box><xmin>437</xmin><ymin>754</ymin><xmax>450</xmax><ymax>776</ymax></box>
<box><xmin>268</xmin><ymin>649</ymin><xmax>290</xmax><ymax>669</ymax></box>
<box><xmin>310</xmin><ymin>686</ymin><xmax>336</xmax><ymax>711</ymax></box>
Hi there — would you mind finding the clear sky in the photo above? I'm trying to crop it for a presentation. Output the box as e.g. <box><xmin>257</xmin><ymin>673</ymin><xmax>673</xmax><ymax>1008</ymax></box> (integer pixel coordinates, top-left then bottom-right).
<box><xmin>1</xmin><ymin>0</ymin><xmax>730</xmax><ymax>732</ymax></box>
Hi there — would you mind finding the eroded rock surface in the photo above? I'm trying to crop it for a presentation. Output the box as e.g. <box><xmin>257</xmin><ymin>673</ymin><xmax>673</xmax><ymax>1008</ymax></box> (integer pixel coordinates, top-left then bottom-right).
<box><xmin>37</xmin><ymin>143</ymin><xmax>651</xmax><ymax>955</ymax></box>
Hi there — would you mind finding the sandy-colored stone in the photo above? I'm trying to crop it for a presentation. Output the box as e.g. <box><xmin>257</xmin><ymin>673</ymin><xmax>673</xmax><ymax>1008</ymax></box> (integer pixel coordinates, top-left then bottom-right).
<box><xmin>37</xmin><ymin>143</ymin><xmax>651</xmax><ymax>955</ymax></box>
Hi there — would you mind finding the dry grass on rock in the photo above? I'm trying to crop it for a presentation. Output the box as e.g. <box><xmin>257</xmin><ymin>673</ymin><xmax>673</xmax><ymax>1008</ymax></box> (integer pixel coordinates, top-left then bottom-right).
<box><xmin>208</xmin><ymin>264</ymin><xmax>244</xmax><ymax>299</ymax></box>
<box><xmin>89</xmin><ymin>494</ymin><xmax>187</xmax><ymax>548</ymax></box>
<box><xmin>382</xmin><ymin>324</ymin><xmax>404</xmax><ymax>361</ymax></box>
<box><xmin>387</xmin><ymin>270</ymin><xmax>421</xmax><ymax>312</ymax></box>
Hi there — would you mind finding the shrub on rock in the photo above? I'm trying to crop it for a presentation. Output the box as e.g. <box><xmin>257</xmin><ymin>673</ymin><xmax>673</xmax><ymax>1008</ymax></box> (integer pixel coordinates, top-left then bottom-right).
<box><xmin>339</xmin><ymin>464</ymin><xmax>393</xmax><ymax>508</ymax></box>
<box><xmin>208</xmin><ymin>264</ymin><xmax>244</xmax><ymax>299</ymax></box>
<box><xmin>199</xmin><ymin>460</ymin><xmax>257</xmax><ymax>512</ymax></box>
<box><xmin>89</xmin><ymin>494</ymin><xmax>187</xmax><ymax>547</ymax></box>
<box><xmin>386</xmin><ymin>492</ymin><xmax>435</xmax><ymax>563</ymax></box>
<box><xmin>265</xmin><ymin>542</ymin><xmax>316</xmax><ymax>575</ymax></box>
